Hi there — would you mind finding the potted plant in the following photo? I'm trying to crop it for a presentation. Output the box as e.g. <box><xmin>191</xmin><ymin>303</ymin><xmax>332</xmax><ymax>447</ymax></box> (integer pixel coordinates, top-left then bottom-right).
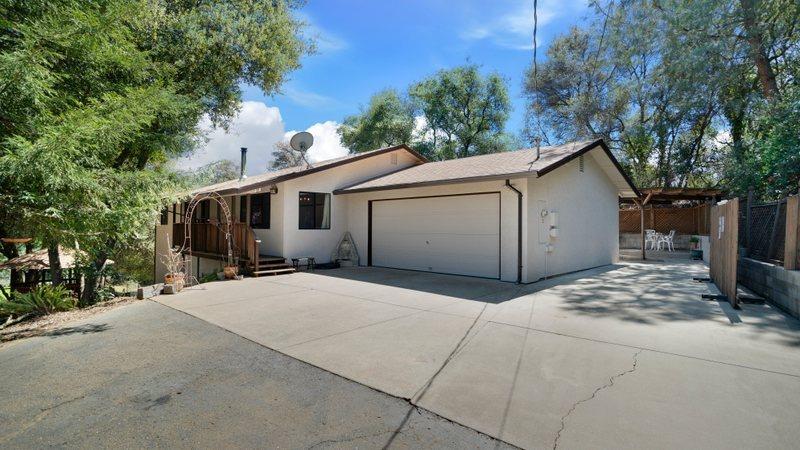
<box><xmin>161</xmin><ymin>234</ymin><xmax>186</xmax><ymax>292</ymax></box>
<box><xmin>689</xmin><ymin>236</ymin><xmax>703</xmax><ymax>260</ymax></box>
<box><xmin>223</xmin><ymin>264</ymin><xmax>238</xmax><ymax>279</ymax></box>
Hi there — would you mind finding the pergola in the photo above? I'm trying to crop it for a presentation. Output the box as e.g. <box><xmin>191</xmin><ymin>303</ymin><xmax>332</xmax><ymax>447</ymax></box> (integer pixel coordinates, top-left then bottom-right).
<box><xmin>626</xmin><ymin>187</ymin><xmax>725</xmax><ymax>259</ymax></box>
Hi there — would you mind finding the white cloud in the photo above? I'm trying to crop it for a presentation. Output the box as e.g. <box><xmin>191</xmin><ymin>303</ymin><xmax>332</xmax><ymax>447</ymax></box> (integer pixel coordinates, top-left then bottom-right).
<box><xmin>282</xmin><ymin>85</ymin><xmax>339</xmax><ymax>108</ymax></box>
<box><xmin>179</xmin><ymin>101</ymin><xmax>348</xmax><ymax>175</ymax></box>
<box><xmin>284</xmin><ymin>121</ymin><xmax>349</xmax><ymax>163</ymax></box>
<box><xmin>460</xmin><ymin>0</ymin><xmax>585</xmax><ymax>50</ymax></box>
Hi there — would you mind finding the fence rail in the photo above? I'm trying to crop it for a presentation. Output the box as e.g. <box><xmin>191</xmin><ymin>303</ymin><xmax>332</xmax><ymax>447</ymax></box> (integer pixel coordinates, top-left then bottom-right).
<box><xmin>620</xmin><ymin>204</ymin><xmax>710</xmax><ymax>235</ymax></box>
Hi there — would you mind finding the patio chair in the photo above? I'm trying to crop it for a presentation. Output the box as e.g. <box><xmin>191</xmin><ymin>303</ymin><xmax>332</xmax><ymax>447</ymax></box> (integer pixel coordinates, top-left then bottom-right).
<box><xmin>657</xmin><ymin>230</ymin><xmax>676</xmax><ymax>252</ymax></box>
<box><xmin>645</xmin><ymin>229</ymin><xmax>658</xmax><ymax>250</ymax></box>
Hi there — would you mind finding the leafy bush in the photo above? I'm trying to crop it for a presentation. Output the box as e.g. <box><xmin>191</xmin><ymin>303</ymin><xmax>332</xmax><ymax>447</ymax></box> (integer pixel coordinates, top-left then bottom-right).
<box><xmin>0</xmin><ymin>285</ymin><xmax>77</xmax><ymax>317</ymax></box>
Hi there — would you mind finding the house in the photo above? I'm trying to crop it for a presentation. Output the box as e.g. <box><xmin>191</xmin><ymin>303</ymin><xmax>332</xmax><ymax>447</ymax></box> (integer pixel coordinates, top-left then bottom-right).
<box><xmin>155</xmin><ymin>139</ymin><xmax>639</xmax><ymax>283</ymax></box>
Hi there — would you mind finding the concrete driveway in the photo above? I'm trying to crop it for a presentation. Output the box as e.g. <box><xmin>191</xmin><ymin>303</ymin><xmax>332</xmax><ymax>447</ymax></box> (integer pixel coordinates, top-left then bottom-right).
<box><xmin>157</xmin><ymin>260</ymin><xmax>800</xmax><ymax>449</ymax></box>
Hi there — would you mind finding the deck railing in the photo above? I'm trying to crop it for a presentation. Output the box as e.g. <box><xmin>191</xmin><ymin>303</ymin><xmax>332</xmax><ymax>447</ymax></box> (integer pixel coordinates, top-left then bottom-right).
<box><xmin>172</xmin><ymin>222</ymin><xmax>260</xmax><ymax>272</ymax></box>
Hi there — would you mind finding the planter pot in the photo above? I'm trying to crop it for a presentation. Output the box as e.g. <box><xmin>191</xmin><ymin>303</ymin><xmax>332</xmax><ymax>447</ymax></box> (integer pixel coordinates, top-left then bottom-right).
<box><xmin>690</xmin><ymin>249</ymin><xmax>703</xmax><ymax>260</ymax></box>
<box><xmin>164</xmin><ymin>273</ymin><xmax>185</xmax><ymax>293</ymax></box>
<box><xmin>223</xmin><ymin>265</ymin><xmax>238</xmax><ymax>279</ymax></box>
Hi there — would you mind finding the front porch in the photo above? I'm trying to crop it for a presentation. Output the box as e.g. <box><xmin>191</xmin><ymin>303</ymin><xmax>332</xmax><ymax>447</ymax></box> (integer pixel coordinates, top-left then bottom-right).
<box><xmin>170</xmin><ymin>223</ymin><xmax>294</xmax><ymax>277</ymax></box>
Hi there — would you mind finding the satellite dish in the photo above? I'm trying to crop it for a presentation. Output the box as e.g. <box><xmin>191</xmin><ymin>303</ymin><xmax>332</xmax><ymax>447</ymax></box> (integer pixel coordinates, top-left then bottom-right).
<box><xmin>290</xmin><ymin>131</ymin><xmax>314</xmax><ymax>152</ymax></box>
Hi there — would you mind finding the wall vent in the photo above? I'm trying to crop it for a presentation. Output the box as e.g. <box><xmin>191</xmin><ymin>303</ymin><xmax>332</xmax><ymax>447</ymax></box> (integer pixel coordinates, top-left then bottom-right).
<box><xmin>579</xmin><ymin>155</ymin><xmax>585</xmax><ymax>173</ymax></box>
<box><xmin>390</xmin><ymin>153</ymin><xmax>398</xmax><ymax>165</ymax></box>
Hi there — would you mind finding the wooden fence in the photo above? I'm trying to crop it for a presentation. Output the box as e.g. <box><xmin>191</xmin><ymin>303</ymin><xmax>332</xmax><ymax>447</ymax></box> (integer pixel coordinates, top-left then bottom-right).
<box><xmin>785</xmin><ymin>195</ymin><xmax>799</xmax><ymax>270</ymax></box>
<box><xmin>710</xmin><ymin>198</ymin><xmax>739</xmax><ymax>308</ymax></box>
<box><xmin>620</xmin><ymin>204</ymin><xmax>710</xmax><ymax>235</ymax></box>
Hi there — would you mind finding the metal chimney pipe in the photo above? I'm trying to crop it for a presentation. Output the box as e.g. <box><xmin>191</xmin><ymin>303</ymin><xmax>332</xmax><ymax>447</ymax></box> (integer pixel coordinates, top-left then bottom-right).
<box><xmin>240</xmin><ymin>147</ymin><xmax>247</xmax><ymax>180</ymax></box>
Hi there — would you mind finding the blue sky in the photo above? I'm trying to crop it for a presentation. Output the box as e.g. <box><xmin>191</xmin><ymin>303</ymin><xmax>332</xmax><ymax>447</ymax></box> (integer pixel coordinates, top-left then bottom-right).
<box><xmin>186</xmin><ymin>0</ymin><xmax>591</xmax><ymax>174</ymax></box>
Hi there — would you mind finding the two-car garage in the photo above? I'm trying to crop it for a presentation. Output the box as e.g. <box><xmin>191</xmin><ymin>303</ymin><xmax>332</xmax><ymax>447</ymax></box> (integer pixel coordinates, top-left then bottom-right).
<box><xmin>368</xmin><ymin>193</ymin><xmax>501</xmax><ymax>279</ymax></box>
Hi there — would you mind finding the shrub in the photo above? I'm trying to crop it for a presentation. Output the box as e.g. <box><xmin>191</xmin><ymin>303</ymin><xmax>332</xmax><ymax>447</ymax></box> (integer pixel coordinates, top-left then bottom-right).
<box><xmin>0</xmin><ymin>285</ymin><xmax>77</xmax><ymax>317</ymax></box>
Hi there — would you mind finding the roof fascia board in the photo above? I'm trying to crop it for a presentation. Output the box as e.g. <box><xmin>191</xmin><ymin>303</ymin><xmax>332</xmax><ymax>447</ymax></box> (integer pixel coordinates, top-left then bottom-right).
<box><xmin>208</xmin><ymin>145</ymin><xmax>427</xmax><ymax>196</ymax></box>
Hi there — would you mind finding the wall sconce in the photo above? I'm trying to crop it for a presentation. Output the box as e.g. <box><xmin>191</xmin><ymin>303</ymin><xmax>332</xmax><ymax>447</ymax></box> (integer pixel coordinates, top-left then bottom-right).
<box><xmin>268</xmin><ymin>185</ymin><xmax>278</xmax><ymax>195</ymax></box>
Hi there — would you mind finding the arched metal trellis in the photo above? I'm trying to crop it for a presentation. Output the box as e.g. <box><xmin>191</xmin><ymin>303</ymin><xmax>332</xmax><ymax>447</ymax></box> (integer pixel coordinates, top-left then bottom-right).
<box><xmin>178</xmin><ymin>192</ymin><xmax>235</xmax><ymax>284</ymax></box>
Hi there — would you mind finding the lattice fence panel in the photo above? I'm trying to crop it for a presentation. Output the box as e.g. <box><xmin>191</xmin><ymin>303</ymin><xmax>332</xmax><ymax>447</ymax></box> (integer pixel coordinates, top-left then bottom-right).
<box><xmin>653</xmin><ymin>207</ymin><xmax>697</xmax><ymax>234</ymax></box>
<box><xmin>747</xmin><ymin>201</ymin><xmax>786</xmax><ymax>263</ymax></box>
<box><xmin>619</xmin><ymin>209</ymin><xmax>641</xmax><ymax>232</ymax></box>
<box><xmin>619</xmin><ymin>205</ymin><xmax>710</xmax><ymax>235</ymax></box>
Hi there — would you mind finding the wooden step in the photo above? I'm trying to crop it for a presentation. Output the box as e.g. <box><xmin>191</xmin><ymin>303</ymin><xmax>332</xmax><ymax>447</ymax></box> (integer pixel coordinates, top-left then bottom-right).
<box><xmin>258</xmin><ymin>256</ymin><xmax>287</xmax><ymax>264</ymax></box>
<box><xmin>252</xmin><ymin>267</ymin><xmax>296</xmax><ymax>277</ymax></box>
<box><xmin>250</xmin><ymin>263</ymin><xmax>293</xmax><ymax>270</ymax></box>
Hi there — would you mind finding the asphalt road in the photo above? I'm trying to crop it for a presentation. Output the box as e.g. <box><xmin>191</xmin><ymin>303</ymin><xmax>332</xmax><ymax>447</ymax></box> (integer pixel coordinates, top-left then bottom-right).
<box><xmin>0</xmin><ymin>300</ymin><xmax>512</xmax><ymax>449</ymax></box>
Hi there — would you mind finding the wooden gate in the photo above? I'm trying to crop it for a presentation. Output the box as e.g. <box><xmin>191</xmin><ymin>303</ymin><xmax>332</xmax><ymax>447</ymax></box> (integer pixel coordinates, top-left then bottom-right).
<box><xmin>710</xmin><ymin>198</ymin><xmax>739</xmax><ymax>308</ymax></box>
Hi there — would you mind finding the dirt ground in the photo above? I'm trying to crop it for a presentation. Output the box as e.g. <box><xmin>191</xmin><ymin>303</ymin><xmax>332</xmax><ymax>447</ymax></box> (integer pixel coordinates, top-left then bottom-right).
<box><xmin>0</xmin><ymin>296</ymin><xmax>141</xmax><ymax>345</ymax></box>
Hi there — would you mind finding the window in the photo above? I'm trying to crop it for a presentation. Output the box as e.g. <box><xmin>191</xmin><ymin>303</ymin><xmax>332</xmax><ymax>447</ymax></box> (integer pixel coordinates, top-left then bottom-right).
<box><xmin>299</xmin><ymin>192</ymin><xmax>331</xmax><ymax>229</ymax></box>
<box><xmin>250</xmin><ymin>193</ymin><xmax>270</xmax><ymax>229</ymax></box>
<box><xmin>195</xmin><ymin>200</ymin><xmax>210</xmax><ymax>223</ymax></box>
<box><xmin>239</xmin><ymin>196</ymin><xmax>248</xmax><ymax>223</ymax></box>
<box><xmin>160</xmin><ymin>207</ymin><xmax>169</xmax><ymax>225</ymax></box>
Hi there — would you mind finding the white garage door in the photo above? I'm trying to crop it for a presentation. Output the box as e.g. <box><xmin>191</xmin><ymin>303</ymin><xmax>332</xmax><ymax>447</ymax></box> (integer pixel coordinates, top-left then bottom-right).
<box><xmin>371</xmin><ymin>193</ymin><xmax>500</xmax><ymax>278</ymax></box>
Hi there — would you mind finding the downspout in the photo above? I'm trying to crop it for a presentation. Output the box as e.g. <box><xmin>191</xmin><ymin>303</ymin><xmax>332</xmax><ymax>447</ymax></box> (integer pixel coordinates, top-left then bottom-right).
<box><xmin>505</xmin><ymin>179</ymin><xmax>523</xmax><ymax>284</ymax></box>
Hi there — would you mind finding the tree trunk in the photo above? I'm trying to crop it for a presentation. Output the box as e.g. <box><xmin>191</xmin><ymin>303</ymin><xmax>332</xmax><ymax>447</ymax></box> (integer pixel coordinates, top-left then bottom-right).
<box><xmin>1</xmin><ymin>236</ymin><xmax>21</xmax><ymax>287</ymax></box>
<box><xmin>740</xmin><ymin>0</ymin><xmax>780</xmax><ymax>99</ymax></box>
<box><xmin>80</xmin><ymin>252</ymin><xmax>108</xmax><ymax>305</ymax></box>
<box><xmin>47</xmin><ymin>242</ymin><xmax>63</xmax><ymax>285</ymax></box>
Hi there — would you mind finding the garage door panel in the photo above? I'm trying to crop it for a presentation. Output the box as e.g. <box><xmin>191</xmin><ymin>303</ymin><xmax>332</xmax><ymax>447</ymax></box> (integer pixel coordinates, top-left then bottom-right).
<box><xmin>371</xmin><ymin>193</ymin><xmax>500</xmax><ymax>279</ymax></box>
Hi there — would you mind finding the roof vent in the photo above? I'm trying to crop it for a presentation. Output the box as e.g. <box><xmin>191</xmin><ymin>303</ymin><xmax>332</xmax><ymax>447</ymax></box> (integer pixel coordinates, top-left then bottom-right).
<box><xmin>534</xmin><ymin>136</ymin><xmax>541</xmax><ymax>161</ymax></box>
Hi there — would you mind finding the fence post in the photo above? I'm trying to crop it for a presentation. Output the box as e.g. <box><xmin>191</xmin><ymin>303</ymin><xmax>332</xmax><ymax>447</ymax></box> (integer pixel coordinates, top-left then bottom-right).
<box><xmin>785</xmin><ymin>195</ymin><xmax>799</xmax><ymax>270</ymax></box>
<box><xmin>746</xmin><ymin>187</ymin><xmax>753</xmax><ymax>251</ymax></box>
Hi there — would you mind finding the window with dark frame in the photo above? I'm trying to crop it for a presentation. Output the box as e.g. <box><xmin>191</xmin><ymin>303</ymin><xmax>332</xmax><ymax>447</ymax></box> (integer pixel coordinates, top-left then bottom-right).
<box><xmin>250</xmin><ymin>193</ymin><xmax>270</xmax><ymax>229</ymax></box>
<box><xmin>160</xmin><ymin>208</ymin><xmax>169</xmax><ymax>225</ymax></box>
<box><xmin>299</xmin><ymin>192</ymin><xmax>331</xmax><ymax>230</ymax></box>
<box><xmin>239</xmin><ymin>196</ymin><xmax>248</xmax><ymax>223</ymax></box>
<box><xmin>195</xmin><ymin>200</ymin><xmax>210</xmax><ymax>223</ymax></box>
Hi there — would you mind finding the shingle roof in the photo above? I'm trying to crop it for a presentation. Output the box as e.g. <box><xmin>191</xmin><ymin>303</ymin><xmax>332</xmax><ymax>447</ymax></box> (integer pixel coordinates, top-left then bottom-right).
<box><xmin>191</xmin><ymin>144</ymin><xmax>426</xmax><ymax>196</ymax></box>
<box><xmin>334</xmin><ymin>139</ymin><xmax>638</xmax><ymax>196</ymax></box>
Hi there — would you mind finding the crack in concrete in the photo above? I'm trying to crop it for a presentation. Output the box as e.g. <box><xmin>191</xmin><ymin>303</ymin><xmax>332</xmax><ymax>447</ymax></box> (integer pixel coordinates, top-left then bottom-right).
<box><xmin>0</xmin><ymin>394</ymin><xmax>88</xmax><ymax>445</ymax></box>
<box><xmin>552</xmin><ymin>349</ymin><xmax>643</xmax><ymax>450</ymax></box>
<box><xmin>306</xmin><ymin>428</ymin><xmax>395</xmax><ymax>449</ymax></box>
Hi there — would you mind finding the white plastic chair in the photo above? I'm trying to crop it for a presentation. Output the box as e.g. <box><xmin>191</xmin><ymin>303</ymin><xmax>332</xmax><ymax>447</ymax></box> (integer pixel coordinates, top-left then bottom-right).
<box><xmin>657</xmin><ymin>230</ymin><xmax>676</xmax><ymax>252</ymax></box>
<box><xmin>645</xmin><ymin>229</ymin><xmax>657</xmax><ymax>250</ymax></box>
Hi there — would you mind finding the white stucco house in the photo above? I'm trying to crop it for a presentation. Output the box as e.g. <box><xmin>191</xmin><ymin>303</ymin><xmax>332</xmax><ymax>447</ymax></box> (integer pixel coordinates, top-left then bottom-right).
<box><xmin>155</xmin><ymin>139</ymin><xmax>639</xmax><ymax>283</ymax></box>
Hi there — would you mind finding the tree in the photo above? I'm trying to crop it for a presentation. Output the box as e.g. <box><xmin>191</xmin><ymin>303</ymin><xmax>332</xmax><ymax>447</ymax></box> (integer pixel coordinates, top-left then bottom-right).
<box><xmin>339</xmin><ymin>65</ymin><xmax>514</xmax><ymax>160</ymax></box>
<box><xmin>0</xmin><ymin>0</ymin><xmax>310</xmax><ymax>301</ymax></box>
<box><xmin>523</xmin><ymin>0</ymin><xmax>799</xmax><ymax>194</ymax></box>
<box><xmin>270</xmin><ymin>141</ymin><xmax>305</xmax><ymax>169</ymax></box>
<box><xmin>338</xmin><ymin>90</ymin><xmax>414</xmax><ymax>153</ymax></box>
<box><xmin>182</xmin><ymin>160</ymin><xmax>241</xmax><ymax>187</ymax></box>
<box><xmin>409</xmin><ymin>65</ymin><xmax>512</xmax><ymax>159</ymax></box>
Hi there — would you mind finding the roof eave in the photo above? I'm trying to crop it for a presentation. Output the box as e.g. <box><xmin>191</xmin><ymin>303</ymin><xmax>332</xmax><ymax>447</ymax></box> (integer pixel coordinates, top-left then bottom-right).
<box><xmin>195</xmin><ymin>144</ymin><xmax>428</xmax><ymax>197</ymax></box>
<box><xmin>536</xmin><ymin>139</ymin><xmax>641</xmax><ymax>198</ymax></box>
<box><xmin>334</xmin><ymin>171</ymin><xmax>537</xmax><ymax>194</ymax></box>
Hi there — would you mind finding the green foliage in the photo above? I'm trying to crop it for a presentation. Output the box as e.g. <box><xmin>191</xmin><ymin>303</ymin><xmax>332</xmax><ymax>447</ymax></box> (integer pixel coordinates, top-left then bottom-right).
<box><xmin>725</xmin><ymin>87</ymin><xmax>800</xmax><ymax>199</ymax></box>
<box><xmin>0</xmin><ymin>0</ymin><xmax>309</xmax><ymax>301</ymax></box>
<box><xmin>179</xmin><ymin>160</ymin><xmax>241</xmax><ymax>188</ymax></box>
<box><xmin>524</xmin><ymin>0</ymin><xmax>799</xmax><ymax>194</ymax></box>
<box><xmin>199</xmin><ymin>272</ymin><xmax>219</xmax><ymax>283</ymax></box>
<box><xmin>338</xmin><ymin>65</ymin><xmax>513</xmax><ymax>160</ymax></box>
<box><xmin>0</xmin><ymin>285</ymin><xmax>77</xmax><ymax>317</ymax></box>
<box><xmin>409</xmin><ymin>65</ymin><xmax>512</xmax><ymax>159</ymax></box>
<box><xmin>339</xmin><ymin>90</ymin><xmax>415</xmax><ymax>153</ymax></box>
